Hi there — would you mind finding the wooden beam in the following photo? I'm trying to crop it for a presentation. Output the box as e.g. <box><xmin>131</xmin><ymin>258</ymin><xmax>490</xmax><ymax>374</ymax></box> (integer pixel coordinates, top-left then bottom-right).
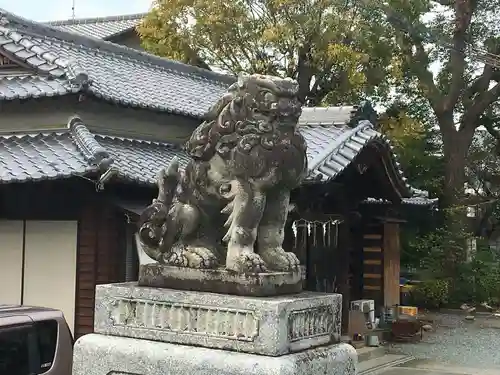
<box><xmin>363</xmin><ymin>285</ymin><xmax>381</xmax><ymax>291</ymax></box>
<box><xmin>383</xmin><ymin>222</ymin><xmax>401</xmax><ymax>307</ymax></box>
<box><xmin>363</xmin><ymin>247</ymin><xmax>382</xmax><ymax>253</ymax></box>
<box><xmin>375</xmin><ymin>216</ymin><xmax>407</xmax><ymax>223</ymax></box>
<box><xmin>364</xmin><ymin>273</ymin><xmax>382</xmax><ymax>279</ymax></box>
<box><xmin>364</xmin><ymin>234</ymin><xmax>382</xmax><ymax>240</ymax></box>
<box><xmin>363</xmin><ymin>259</ymin><xmax>381</xmax><ymax>265</ymax></box>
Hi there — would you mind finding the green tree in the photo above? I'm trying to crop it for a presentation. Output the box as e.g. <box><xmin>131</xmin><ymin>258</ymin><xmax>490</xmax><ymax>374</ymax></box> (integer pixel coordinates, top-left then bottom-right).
<box><xmin>137</xmin><ymin>0</ymin><xmax>400</xmax><ymax>105</ymax></box>
<box><xmin>379</xmin><ymin>0</ymin><xmax>500</xmax><ymax>243</ymax></box>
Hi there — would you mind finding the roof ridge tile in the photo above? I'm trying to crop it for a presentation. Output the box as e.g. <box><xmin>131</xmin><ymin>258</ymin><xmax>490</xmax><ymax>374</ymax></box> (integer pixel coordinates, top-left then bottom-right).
<box><xmin>46</xmin><ymin>13</ymin><xmax>147</xmax><ymax>26</ymax></box>
<box><xmin>68</xmin><ymin>116</ymin><xmax>113</xmax><ymax>170</ymax></box>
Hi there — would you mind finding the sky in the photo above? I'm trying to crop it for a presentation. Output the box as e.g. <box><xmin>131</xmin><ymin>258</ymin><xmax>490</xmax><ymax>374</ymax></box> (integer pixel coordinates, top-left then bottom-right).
<box><xmin>0</xmin><ymin>0</ymin><xmax>153</xmax><ymax>22</ymax></box>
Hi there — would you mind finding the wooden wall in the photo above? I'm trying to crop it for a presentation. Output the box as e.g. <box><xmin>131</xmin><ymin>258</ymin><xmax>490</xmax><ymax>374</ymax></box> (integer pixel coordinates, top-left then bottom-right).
<box><xmin>75</xmin><ymin>203</ymin><xmax>126</xmax><ymax>338</ymax></box>
<box><xmin>357</xmin><ymin>219</ymin><xmax>402</xmax><ymax>310</ymax></box>
<box><xmin>361</xmin><ymin>222</ymin><xmax>384</xmax><ymax>307</ymax></box>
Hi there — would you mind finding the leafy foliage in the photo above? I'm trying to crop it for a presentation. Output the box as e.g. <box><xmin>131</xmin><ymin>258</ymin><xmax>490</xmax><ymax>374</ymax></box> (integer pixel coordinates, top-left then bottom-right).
<box><xmin>138</xmin><ymin>0</ymin><xmax>401</xmax><ymax>105</ymax></box>
<box><xmin>407</xmin><ymin>225</ymin><xmax>500</xmax><ymax>307</ymax></box>
<box><xmin>410</xmin><ymin>279</ymin><xmax>450</xmax><ymax>309</ymax></box>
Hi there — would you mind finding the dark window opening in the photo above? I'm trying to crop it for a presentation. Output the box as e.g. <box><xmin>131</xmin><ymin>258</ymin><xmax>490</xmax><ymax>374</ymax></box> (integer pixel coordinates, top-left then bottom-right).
<box><xmin>0</xmin><ymin>320</ymin><xmax>58</xmax><ymax>375</ymax></box>
<box><xmin>35</xmin><ymin>320</ymin><xmax>58</xmax><ymax>374</ymax></box>
<box><xmin>0</xmin><ymin>325</ymin><xmax>35</xmax><ymax>375</ymax></box>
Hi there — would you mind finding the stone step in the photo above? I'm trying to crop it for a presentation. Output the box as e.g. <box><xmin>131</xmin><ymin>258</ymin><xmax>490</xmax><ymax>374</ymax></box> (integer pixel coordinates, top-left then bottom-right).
<box><xmin>357</xmin><ymin>353</ymin><xmax>414</xmax><ymax>375</ymax></box>
<box><xmin>356</xmin><ymin>346</ymin><xmax>387</xmax><ymax>363</ymax></box>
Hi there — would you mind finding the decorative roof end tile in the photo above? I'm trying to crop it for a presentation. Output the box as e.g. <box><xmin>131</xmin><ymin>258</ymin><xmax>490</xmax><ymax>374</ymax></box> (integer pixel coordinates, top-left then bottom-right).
<box><xmin>65</xmin><ymin>59</ymin><xmax>89</xmax><ymax>86</ymax></box>
<box><xmin>68</xmin><ymin>115</ymin><xmax>113</xmax><ymax>170</ymax></box>
<box><xmin>347</xmin><ymin>101</ymin><xmax>378</xmax><ymax>128</ymax></box>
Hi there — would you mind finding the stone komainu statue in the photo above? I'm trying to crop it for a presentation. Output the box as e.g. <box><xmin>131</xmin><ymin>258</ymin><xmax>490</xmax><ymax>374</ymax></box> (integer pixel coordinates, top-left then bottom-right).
<box><xmin>138</xmin><ymin>73</ymin><xmax>308</xmax><ymax>273</ymax></box>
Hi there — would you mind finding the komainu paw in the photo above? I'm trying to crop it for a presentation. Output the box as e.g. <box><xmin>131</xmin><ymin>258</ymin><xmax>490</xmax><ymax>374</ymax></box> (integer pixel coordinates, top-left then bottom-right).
<box><xmin>232</xmin><ymin>253</ymin><xmax>268</xmax><ymax>273</ymax></box>
<box><xmin>260</xmin><ymin>247</ymin><xmax>300</xmax><ymax>272</ymax></box>
<box><xmin>185</xmin><ymin>247</ymin><xmax>220</xmax><ymax>269</ymax></box>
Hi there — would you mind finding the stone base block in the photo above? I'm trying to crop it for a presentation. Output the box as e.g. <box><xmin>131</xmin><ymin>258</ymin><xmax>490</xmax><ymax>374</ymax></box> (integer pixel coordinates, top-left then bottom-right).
<box><xmin>94</xmin><ymin>282</ymin><xmax>342</xmax><ymax>356</ymax></box>
<box><xmin>72</xmin><ymin>334</ymin><xmax>357</xmax><ymax>375</ymax></box>
<box><xmin>138</xmin><ymin>263</ymin><xmax>302</xmax><ymax>296</ymax></box>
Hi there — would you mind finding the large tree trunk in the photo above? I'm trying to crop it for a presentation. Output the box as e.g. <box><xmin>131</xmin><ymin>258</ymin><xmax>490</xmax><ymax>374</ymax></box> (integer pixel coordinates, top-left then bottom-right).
<box><xmin>441</xmin><ymin>126</ymin><xmax>473</xmax><ymax>272</ymax></box>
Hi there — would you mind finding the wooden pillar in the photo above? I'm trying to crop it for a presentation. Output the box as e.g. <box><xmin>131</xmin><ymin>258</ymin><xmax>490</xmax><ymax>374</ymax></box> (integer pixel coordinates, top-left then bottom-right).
<box><xmin>338</xmin><ymin>221</ymin><xmax>351</xmax><ymax>334</ymax></box>
<box><xmin>383</xmin><ymin>221</ymin><xmax>401</xmax><ymax>307</ymax></box>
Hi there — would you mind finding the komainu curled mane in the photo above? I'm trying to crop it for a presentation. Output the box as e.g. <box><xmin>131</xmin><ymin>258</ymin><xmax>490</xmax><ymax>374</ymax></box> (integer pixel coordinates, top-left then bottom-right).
<box><xmin>138</xmin><ymin>73</ymin><xmax>308</xmax><ymax>273</ymax></box>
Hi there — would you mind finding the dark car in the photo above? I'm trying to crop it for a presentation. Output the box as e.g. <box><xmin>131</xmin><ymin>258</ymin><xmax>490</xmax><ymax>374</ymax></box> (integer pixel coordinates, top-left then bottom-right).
<box><xmin>0</xmin><ymin>304</ymin><xmax>73</xmax><ymax>375</ymax></box>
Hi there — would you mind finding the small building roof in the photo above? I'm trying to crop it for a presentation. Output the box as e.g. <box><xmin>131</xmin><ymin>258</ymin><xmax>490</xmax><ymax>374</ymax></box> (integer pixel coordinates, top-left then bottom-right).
<box><xmin>299</xmin><ymin>106</ymin><xmax>415</xmax><ymax>197</ymax></box>
<box><xmin>0</xmin><ymin>9</ymin><xmax>235</xmax><ymax>118</ymax></box>
<box><xmin>46</xmin><ymin>13</ymin><xmax>146</xmax><ymax>40</ymax></box>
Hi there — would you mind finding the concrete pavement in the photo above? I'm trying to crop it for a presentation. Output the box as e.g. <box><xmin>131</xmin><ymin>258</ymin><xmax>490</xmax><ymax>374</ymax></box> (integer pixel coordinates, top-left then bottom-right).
<box><xmin>358</xmin><ymin>313</ymin><xmax>500</xmax><ymax>374</ymax></box>
<box><xmin>378</xmin><ymin>358</ymin><xmax>500</xmax><ymax>375</ymax></box>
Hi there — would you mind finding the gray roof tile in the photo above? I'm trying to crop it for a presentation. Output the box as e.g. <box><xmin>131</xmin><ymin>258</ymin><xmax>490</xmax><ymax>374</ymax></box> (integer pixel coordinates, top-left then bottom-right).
<box><xmin>0</xmin><ymin>75</ymin><xmax>80</xmax><ymax>99</ymax></box>
<box><xmin>0</xmin><ymin>132</ymin><xmax>94</xmax><ymax>183</ymax></box>
<box><xmin>95</xmin><ymin>135</ymin><xmax>190</xmax><ymax>185</ymax></box>
<box><xmin>363</xmin><ymin>197</ymin><xmax>438</xmax><ymax>206</ymax></box>
<box><xmin>0</xmin><ymin>9</ymin><xmax>235</xmax><ymax>118</ymax></box>
<box><xmin>46</xmin><ymin>13</ymin><xmax>146</xmax><ymax>40</ymax></box>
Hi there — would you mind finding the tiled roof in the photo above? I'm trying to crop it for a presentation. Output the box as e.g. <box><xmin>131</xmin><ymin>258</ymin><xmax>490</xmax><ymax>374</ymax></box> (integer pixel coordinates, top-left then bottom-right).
<box><xmin>0</xmin><ymin>109</ymin><xmax>435</xmax><ymax>205</ymax></box>
<box><xmin>0</xmin><ymin>111</ymin><xmax>433</xmax><ymax>205</ymax></box>
<box><xmin>299</xmin><ymin>107</ymin><xmax>413</xmax><ymax>197</ymax></box>
<box><xmin>0</xmin><ymin>116</ymin><xmax>185</xmax><ymax>185</ymax></box>
<box><xmin>0</xmin><ymin>9</ymin><xmax>235</xmax><ymax>118</ymax></box>
<box><xmin>95</xmin><ymin>135</ymin><xmax>190</xmax><ymax>185</ymax></box>
<box><xmin>0</xmin><ymin>118</ymin><xmax>102</xmax><ymax>183</ymax></box>
<box><xmin>0</xmin><ymin>75</ymin><xmax>80</xmax><ymax>100</ymax></box>
<box><xmin>46</xmin><ymin>13</ymin><xmax>145</xmax><ymax>40</ymax></box>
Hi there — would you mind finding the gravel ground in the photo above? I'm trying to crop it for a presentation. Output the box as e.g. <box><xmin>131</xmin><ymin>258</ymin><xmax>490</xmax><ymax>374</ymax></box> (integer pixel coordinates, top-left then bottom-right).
<box><xmin>387</xmin><ymin>313</ymin><xmax>500</xmax><ymax>369</ymax></box>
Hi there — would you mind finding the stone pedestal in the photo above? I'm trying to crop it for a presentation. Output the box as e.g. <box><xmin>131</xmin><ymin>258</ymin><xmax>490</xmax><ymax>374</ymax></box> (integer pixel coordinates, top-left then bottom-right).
<box><xmin>73</xmin><ymin>334</ymin><xmax>357</xmax><ymax>375</ymax></box>
<box><xmin>73</xmin><ymin>283</ymin><xmax>357</xmax><ymax>375</ymax></box>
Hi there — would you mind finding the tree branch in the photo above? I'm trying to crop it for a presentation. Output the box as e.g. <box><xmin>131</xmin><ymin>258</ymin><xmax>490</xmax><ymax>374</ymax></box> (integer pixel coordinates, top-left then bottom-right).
<box><xmin>482</xmin><ymin>118</ymin><xmax>500</xmax><ymax>142</ymax></box>
<box><xmin>444</xmin><ymin>0</ymin><xmax>475</xmax><ymax>112</ymax></box>
<box><xmin>385</xmin><ymin>10</ymin><xmax>445</xmax><ymax>116</ymax></box>
<box><xmin>433</xmin><ymin>0</ymin><xmax>455</xmax><ymax>5</ymax></box>
<box><xmin>463</xmin><ymin>39</ymin><xmax>500</xmax><ymax>108</ymax></box>
<box><xmin>463</xmin><ymin>83</ymin><xmax>500</xmax><ymax>126</ymax></box>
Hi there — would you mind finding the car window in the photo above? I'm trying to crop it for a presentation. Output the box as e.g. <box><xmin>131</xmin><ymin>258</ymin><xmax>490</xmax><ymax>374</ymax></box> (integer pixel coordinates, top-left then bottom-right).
<box><xmin>35</xmin><ymin>320</ymin><xmax>58</xmax><ymax>374</ymax></box>
<box><xmin>0</xmin><ymin>325</ymin><xmax>35</xmax><ymax>375</ymax></box>
<box><xmin>0</xmin><ymin>320</ymin><xmax>59</xmax><ymax>375</ymax></box>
